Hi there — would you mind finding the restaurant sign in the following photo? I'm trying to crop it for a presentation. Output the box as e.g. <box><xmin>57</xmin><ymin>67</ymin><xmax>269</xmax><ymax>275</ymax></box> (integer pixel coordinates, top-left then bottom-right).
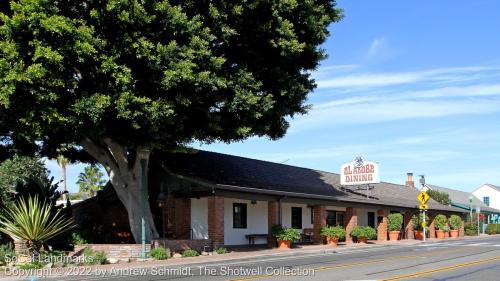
<box><xmin>341</xmin><ymin>156</ymin><xmax>380</xmax><ymax>186</ymax></box>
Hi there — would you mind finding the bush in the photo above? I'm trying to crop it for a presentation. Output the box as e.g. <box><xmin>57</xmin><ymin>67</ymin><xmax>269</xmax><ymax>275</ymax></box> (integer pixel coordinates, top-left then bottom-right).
<box><xmin>388</xmin><ymin>213</ymin><xmax>403</xmax><ymax>231</ymax></box>
<box><xmin>449</xmin><ymin>215</ymin><xmax>462</xmax><ymax>230</ymax></box>
<box><xmin>71</xmin><ymin>232</ymin><xmax>88</xmax><ymax>246</ymax></box>
<box><xmin>464</xmin><ymin>223</ymin><xmax>478</xmax><ymax>236</ymax></box>
<box><xmin>273</xmin><ymin>227</ymin><xmax>301</xmax><ymax>241</ymax></box>
<box><xmin>182</xmin><ymin>249</ymin><xmax>199</xmax><ymax>257</ymax></box>
<box><xmin>0</xmin><ymin>243</ymin><xmax>14</xmax><ymax>265</ymax></box>
<box><xmin>412</xmin><ymin>213</ymin><xmax>429</xmax><ymax>231</ymax></box>
<box><xmin>350</xmin><ymin>226</ymin><xmax>377</xmax><ymax>240</ymax></box>
<box><xmin>150</xmin><ymin>247</ymin><xmax>169</xmax><ymax>260</ymax></box>
<box><xmin>434</xmin><ymin>214</ymin><xmax>448</xmax><ymax>230</ymax></box>
<box><xmin>215</xmin><ymin>247</ymin><xmax>228</xmax><ymax>254</ymax></box>
<box><xmin>19</xmin><ymin>262</ymin><xmax>43</xmax><ymax>269</ymax></box>
<box><xmin>320</xmin><ymin>226</ymin><xmax>346</xmax><ymax>240</ymax></box>
<box><xmin>486</xmin><ymin>224</ymin><xmax>500</xmax><ymax>235</ymax></box>
<box><xmin>83</xmin><ymin>248</ymin><xmax>107</xmax><ymax>265</ymax></box>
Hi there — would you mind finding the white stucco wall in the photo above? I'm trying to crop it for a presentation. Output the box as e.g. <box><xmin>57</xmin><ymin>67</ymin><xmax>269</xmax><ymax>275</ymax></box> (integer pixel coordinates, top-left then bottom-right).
<box><xmin>356</xmin><ymin>208</ymin><xmax>378</xmax><ymax>227</ymax></box>
<box><xmin>281</xmin><ymin>203</ymin><xmax>313</xmax><ymax>230</ymax></box>
<box><xmin>223</xmin><ymin>198</ymin><xmax>268</xmax><ymax>245</ymax></box>
<box><xmin>473</xmin><ymin>185</ymin><xmax>500</xmax><ymax>210</ymax></box>
<box><xmin>191</xmin><ymin>198</ymin><xmax>209</xmax><ymax>239</ymax></box>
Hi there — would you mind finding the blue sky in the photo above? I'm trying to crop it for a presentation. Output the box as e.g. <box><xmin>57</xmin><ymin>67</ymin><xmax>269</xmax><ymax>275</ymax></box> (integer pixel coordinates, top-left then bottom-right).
<box><xmin>47</xmin><ymin>0</ymin><xmax>500</xmax><ymax>193</ymax></box>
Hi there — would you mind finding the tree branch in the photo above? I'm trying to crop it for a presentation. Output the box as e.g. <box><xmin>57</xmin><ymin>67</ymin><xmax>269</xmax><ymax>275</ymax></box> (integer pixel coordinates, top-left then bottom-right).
<box><xmin>103</xmin><ymin>137</ymin><xmax>129</xmax><ymax>173</ymax></box>
<box><xmin>80</xmin><ymin>137</ymin><xmax>123</xmax><ymax>186</ymax></box>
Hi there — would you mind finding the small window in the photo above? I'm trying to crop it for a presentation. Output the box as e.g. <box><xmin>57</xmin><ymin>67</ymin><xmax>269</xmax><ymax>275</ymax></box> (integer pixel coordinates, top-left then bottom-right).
<box><xmin>326</xmin><ymin>210</ymin><xmax>336</xmax><ymax>226</ymax></box>
<box><xmin>484</xmin><ymin>197</ymin><xmax>490</xmax><ymax>207</ymax></box>
<box><xmin>233</xmin><ymin>203</ymin><xmax>247</xmax><ymax>228</ymax></box>
<box><xmin>367</xmin><ymin>212</ymin><xmax>375</xmax><ymax>228</ymax></box>
<box><xmin>336</xmin><ymin>212</ymin><xmax>345</xmax><ymax>227</ymax></box>
<box><xmin>291</xmin><ymin>207</ymin><xmax>302</xmax><ymax>229</ymax></box>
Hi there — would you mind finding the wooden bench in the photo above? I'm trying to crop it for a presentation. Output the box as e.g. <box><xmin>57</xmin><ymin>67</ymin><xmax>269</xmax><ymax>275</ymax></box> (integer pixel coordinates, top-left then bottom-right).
<box><xmin>245</xmin><ymin>234</ymin><xmax>268</xmax><ymax>245</ymax></box>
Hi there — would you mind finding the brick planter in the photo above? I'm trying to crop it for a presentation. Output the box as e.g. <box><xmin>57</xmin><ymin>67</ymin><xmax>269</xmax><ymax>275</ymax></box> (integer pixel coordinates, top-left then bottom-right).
<box><xmin>74</xmin><ymin>244</ymin><xmax>151</xmax><ymax>259</ymax></box>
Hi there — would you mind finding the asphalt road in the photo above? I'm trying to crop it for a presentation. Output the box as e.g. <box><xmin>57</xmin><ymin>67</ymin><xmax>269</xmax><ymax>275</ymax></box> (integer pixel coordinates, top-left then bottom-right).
<box><xmin>7</xmin><ymin>236</ymin><xmax>500</xmax><ymax>281</ymax></box>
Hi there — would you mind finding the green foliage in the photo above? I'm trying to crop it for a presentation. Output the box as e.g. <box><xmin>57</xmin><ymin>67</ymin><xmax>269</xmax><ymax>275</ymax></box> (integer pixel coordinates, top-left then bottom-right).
<box><xmin>0</xmin><ymin>243</ymin><xmax>14</xmax><ymax>265</ymax></box>
<box><xmin>0</xmin><ymin>196</ymin><xmax>74</xmax><ymax>255</ymax></box>
<box><xmin>273</xmin><ymin>227</ymin><xmax>301</xmax><ymax>242</ymax></box>
<box><xmin>71</xmin><ymin>232</ymin><xmax>88</xmax><ymax>246</ymax></box>
<box><xmin>77</xmin><ymin>165</ymin><xmax>106</xmax><ymax>197</ymax></box>
<box><xmin>464</xmin><ymin>223</ymin><xmax>478</xmax><ymax>236</ymax></box>
<box><xmin>19</xmin><ymin>262</ymin><xmax>43</xmax><ymax>269</ymax></box>
<box><xmin>486</xmin><ymin>224</ymin><xmax>500</xmax><ymax>235</ymax></box>
<box><xmin>350</xmin><ymin>226</ymin><xmax>377</xmax><ymax>240</ymax></box>
<box><xmin>434</xmin><ymin>214</ymin><xmax>448</xmax><ymax>230</ymax></box>
<box><xmin>449</xmin><ymin>215</ymin><xmax>462</xmax><ymax>230</ymax></box>
<box><xmin>215</xmin><ymin>247</ymin><xmax>228</xmax><ymax>254</ymax></box>
<box><xmin>320</xmin><ymin>226</ymin><xmax>346</xmax><ymax>240</ymax></box>
<box><xmin>83</xmin><ymin>248</ymin><xmax>107</xmax><ymax>265</ymax></box>
<box><xmin>387</xmin><ymin>213</ymin><xmax>403</xmax><ymax>231</ymax></box>
<box><xmin>182</xmin><ymin>249</ymin><xmax>199</xmax><ymax>257</ymax></box>
<box><xmin>427</xmin><ymin>190</ymin><xmax>452</xmax><ymax>205</ymax></box>
<box><xmin>150</xmin><ymin>247</ymin><xmax>169</xmax><ymax>260</ymax></box>
<box><xmin>412</xmin><ymin>213</ymin><xmax>429</xmax><ymax>231</ymax></box>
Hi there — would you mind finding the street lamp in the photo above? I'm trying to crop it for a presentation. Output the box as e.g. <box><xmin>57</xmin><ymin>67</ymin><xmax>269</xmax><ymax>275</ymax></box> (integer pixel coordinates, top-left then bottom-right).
<box><xmin>138</xmin><ymin>149</ymin><xmax>150</xmax><ymax>259</ymax></box>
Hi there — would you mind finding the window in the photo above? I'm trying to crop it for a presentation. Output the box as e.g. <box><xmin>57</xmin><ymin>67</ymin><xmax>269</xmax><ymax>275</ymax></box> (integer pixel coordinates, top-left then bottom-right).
<box><xmin>233</xmin><ymin>203</ymin><xmax>247</xmax><ymax>228</ymax></box>
<box><xmin>327</xmin><ymin>210</ymin><xmax>337</xmax><ymax>226</ymax></box>
<box><xmin>291</xmin><ymin>207</ymin><xmax>302</xmax><ymax>229</ymax></box>
<box><xmin>484</xmin><ymin>197</ymin><xmax>490</xmax><ymax>207</ymax></box>
<box><xmin>367</xmin><ymin>212</ymin><xmax>375</xmax><ymax>228</ymax></box>
<box><xmin>336</xmin><ymin>212</ymin><xmax>345</xmax><ymax>227</ymax></box>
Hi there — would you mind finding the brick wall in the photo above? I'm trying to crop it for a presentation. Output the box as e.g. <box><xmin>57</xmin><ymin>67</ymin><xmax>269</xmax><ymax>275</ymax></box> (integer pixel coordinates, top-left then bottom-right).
<box><xmin>346</xmin><ymin>207</ymin><xmax>358</xmax><ymax>244</ymax></box>
<box><xmin>404</xmin><ymin>212</ymin><xmax>414</xmax><ymax>239</ymax></box>
<box><xmin>154</xmin><ymin>239</ymin><xmax>211</xmax><ymax>253</ymax></box>
<box><xmin>174</xmin><ymin>198</ymin><xmax>191</xmax><ymax>238</ymax></box>
<box><xmin>74</xmin><ymin>244</ymin><xmax>151</xmax><ymax>259</ymax></box>
<box><xmin>208</xmin><ymin>196</ymin><xmax>224</xmax><ymax>247</ymax></box>
<box><xmin>268</xmin><ymin>201</ymin><xmax>279</xmax><ymax>247</ymax></box>
<box><xmin>459</xmin><ymin>220</ymin><xmax>465</xmax><ymax>237</ymax></box>
<box><xmin>377</xmin><ymin>209</ymin><xmax>388</xmax><ymax>241</ymax></box>
<box><xmin>428</xmin><ymin>214</ymin><xmax>436</xmax><ymax>238</ymax></box>
<box><xmin>313</xmin><ymin>205</ymin><xmax>327</xmax><ymax>244</ymax></box>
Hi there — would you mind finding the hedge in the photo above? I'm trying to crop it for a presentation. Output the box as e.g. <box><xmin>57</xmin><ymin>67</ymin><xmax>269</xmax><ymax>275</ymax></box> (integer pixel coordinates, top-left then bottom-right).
<box><xmin>486</xmin><ymin>224</ymin><xmax>500</xmax><ymax>235</ymax></box>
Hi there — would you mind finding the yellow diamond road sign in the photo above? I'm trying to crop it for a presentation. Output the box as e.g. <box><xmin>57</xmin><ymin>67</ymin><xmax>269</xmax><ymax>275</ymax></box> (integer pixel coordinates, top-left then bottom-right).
<box><xmin>419</xmin><ymin>204</ymin><xmax>428</xmax><ymax>210</ymax></box>
<box><xmin>417</xmin><ymin>191</ymin><xmax>429</xmax><ymax>204</ymax></box>
<box><xmin>421</xmin><ymin>222</ymin><xmax>427</xmax><ymax>228</ymax></box>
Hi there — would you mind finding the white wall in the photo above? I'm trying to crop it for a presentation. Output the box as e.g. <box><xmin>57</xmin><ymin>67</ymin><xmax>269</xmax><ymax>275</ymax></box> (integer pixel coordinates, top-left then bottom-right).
<box><xmin>281</xmin><ymin>203</ymin><xmax>313</xmax><ymax>230</ymax></box>
<box><xmin>223</xmin><ymin>198</ymin><xmax>268</xmax><ymax>245</ymax></box>
<box><xmin>356</xmin><ymin>208</ymin><xmax>378</xmax><ymax>227</ymax></box>
<box><xmin>191</xmin><ymin>198</ymin><xmax>208</xmax><ymax>239</ymax></box>
<box><xmin>473</xmin><ymin>185</ymin><xmax>500</xmax><ymax>210</ymax></box>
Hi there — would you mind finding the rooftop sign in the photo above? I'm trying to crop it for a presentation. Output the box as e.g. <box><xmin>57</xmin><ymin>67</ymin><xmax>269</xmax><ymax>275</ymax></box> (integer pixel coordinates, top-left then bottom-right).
<box><xmin>341</xmin><ymin>156</ymin><xmax>380</xmax><ymax>186</ymax></box>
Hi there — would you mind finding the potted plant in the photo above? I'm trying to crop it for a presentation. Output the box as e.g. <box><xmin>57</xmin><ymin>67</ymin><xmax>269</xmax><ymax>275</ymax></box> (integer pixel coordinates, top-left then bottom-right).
<box><xmin>350</xmin><ymin>226</ymin><xmax>377</xmax><ymax>243</ymax></box>
<box><xmin>412</xmin><ymin>213</ymin><xmax>429</xmax><ymax>240</ymax></box>
<box><xmin>320</xmin><ymin>226</ymin><xmax>346</xmax><ymax>246</ymax></box>
<box><xmin>449</xmin><ymin>215</ymin><xmax>462</xmax><ymax>238</ymax></box>
<box><xmin>387</xmin><ymin>213</ymin><xmax>403</xmax><ymax>241</ymax></box>
<box><xmin>434</xmin><ymin>214</ymin><xmax>448</xmax><ymax>239</ymax></box>
<box><xmin>272</xmin><ymin>225</ymin><xmax>301</xmax><ymax>249</ymax></box>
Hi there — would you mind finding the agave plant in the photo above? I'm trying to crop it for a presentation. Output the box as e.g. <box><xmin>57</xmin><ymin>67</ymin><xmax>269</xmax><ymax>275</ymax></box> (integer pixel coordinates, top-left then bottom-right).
<box><xmin>0</xmin><ymin>195</ymin><xmax>74</xmax><ymax>256</ymax></box>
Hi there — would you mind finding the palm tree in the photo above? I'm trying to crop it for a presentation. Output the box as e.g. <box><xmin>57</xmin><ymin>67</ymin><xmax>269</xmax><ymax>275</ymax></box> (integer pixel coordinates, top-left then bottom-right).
<box><xmin>77</xmin><ymin>165</ymin><xmax>106</xmax><ymax>197</ymax></box>
<box><xmin>56</xmin><ymin>155</ymin><xmax>69</xmax><ymax>201</ymax></box>
<box><xmin>0</xmin><ymin>195</ymin><xmax>74</xmax><ymax>256</ymax></box>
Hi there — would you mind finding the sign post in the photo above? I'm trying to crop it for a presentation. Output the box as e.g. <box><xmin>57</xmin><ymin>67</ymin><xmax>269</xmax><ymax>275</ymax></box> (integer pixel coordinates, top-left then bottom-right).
<box><xmin>476</xmin><ymin>206</ymin><xmax>481</xmax><ymax>236</ymax></box>
<box><xmin>417</xmin><ymin>191</ymin><xmax>430</xmax><ymax>242</ymax></box>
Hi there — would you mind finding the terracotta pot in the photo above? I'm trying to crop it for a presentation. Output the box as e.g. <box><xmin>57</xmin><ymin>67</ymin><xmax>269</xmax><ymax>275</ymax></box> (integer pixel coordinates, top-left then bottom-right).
<box><xmin>326</xmin><ymin>237</ymin><xmax>338</xmax><ymax>246</ymax></box>
<box><xmin>450</xmin><ymin>230</ymin><xmax>459</xmax><ymax>238</ymax></box>
<box><xmin>277</xmin><ymin>240</ymin><xmax>292</xmax><ymax>249</ymax></box>
<box><xmin>436</xmin><ymin>230</ymin><xmax>446</xmax><ymax>239</ymax></box>
<box><xmin>388</xmin><ymin>231</ymin><xmax>400</xmax><ymax>241</ymax></box>
<box><xmin>414</xmin><ymin>230</ymin><xmax>424</xmax><ymax>240</ymax></box>
<box><xmin>357</xmin><ymin>236</ymin><xmax>368</xmax><ymax>243</ymax></box>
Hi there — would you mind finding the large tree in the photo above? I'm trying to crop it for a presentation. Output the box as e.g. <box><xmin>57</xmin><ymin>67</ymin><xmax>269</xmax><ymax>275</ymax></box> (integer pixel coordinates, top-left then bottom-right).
<box><xmin>0</xmin><ymin>0</ymin><xmax>342</xmax><ymax>242</ymax></box>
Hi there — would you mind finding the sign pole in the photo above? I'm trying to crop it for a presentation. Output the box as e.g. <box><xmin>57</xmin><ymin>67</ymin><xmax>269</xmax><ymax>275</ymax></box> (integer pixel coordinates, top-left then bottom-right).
<box><xmin>423</xmin><ymin>210</ymin><xmax>426</xmax><ymax>242</ymax></box>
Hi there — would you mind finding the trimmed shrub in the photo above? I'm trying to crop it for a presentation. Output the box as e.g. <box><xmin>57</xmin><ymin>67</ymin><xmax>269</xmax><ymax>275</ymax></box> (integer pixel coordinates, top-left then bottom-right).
<box><xmin>83</xmin><ymin>248</ymin><xmax>107</xmax><ymax>265</ymax></box>
<box><xmin>320</xmin><ymin>226</ymin><xmax>346</xmax><ymax>240</ymax></box>
<box><xmin>464</xmin><ymin>223</ymin><xmax>478</xmax><ymax>236</ymax></box>
<box><xmin>388</xmin><ymin>213</ymin><xmax>403</xmax><ymax>231</ymax></box>
<box><xmin>486</xmin><ymin>224</ymin><xmax>500</xmax><ymax>235</ymax></box>
<box><xmin>150</xmin><ymin>247</ymin><xmax>169</xmax><ymax>260</ymax></box>
<box><xmin>273</xmin><ymin>227</ymin><xmax>301</xmax><ymax>241</ymax></box>
<box><xmin>182</xmin><ymin>249</ymin><xmax>199</xmax><ymax>257</ymax></box>
<box><xmin>350</xmin><ymin>226</ymin><xmax>377</xmax><ymax>240</ymax></box>
<box><xmin>412</xmin><ymin>213</ymin><xmax>429</xmax><ymax>231</ymax></box>
<box><xmin>449</xmin><ymin>215</ymin><xmax>462</xmax><ymax>230</ymax></box>
<box><xmin>215</xmin><ymin>247</ymin><xmax>228</xmax><ymax>254</ymax></box>
<box><xmin>434</xmin><ymin>214</ymin><xmax>448</xmax><ymax>230</ymax></box>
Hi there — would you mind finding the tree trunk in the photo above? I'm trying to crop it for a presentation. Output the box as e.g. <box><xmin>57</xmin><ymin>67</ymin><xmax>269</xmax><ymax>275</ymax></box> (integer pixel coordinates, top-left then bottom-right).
<box><xmin>80</xmin><ymin>138</ymin><xmax>159</xmax><ymax>243</ymax></box>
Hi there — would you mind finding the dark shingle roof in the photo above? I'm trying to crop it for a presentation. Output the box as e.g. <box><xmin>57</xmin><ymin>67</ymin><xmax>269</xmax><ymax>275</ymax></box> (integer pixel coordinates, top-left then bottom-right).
<box><xmin>426</xmin><ymin>184</ymin><xmax>500</xmax><ymax>213</ymax></box>
<box><xmin>159</xmin><ymin>149</ymin><xmax>464</xmax><ymax>212</ymax></box>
